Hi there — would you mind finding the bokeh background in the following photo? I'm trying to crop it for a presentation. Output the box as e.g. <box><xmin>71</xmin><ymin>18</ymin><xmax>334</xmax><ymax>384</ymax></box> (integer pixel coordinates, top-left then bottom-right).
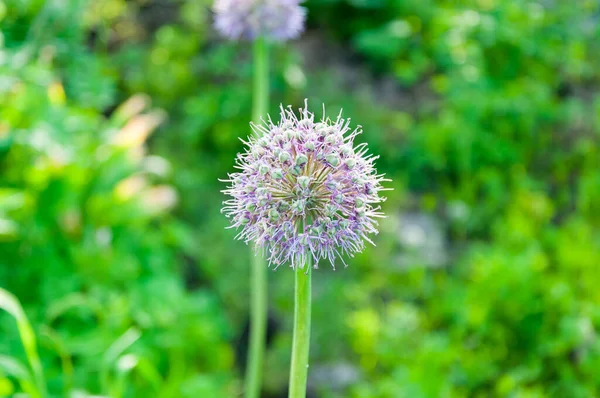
<box><xmin>2</xmin><ymin>0</ymin><xmax>600</xmax><ymax>397</ymax></box>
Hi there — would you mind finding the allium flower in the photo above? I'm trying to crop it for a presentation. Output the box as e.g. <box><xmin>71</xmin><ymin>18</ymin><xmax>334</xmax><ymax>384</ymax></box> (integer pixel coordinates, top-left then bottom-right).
<box><xmin>222</xmin><ymin>101</ymin><xmax>389</xmax><ymax>270</ymax></box>
<box><xmin>213</xmin><ymin>0</ymin><xmax>306</xmax><ymax>41</ymax></box>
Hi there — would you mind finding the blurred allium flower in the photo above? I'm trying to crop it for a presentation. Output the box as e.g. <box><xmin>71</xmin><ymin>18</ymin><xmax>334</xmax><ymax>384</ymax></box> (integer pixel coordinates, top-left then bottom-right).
<box><xmin>222</xmin><ymin>101</ymin><xmax>388</xmax><ymax>269</ymax></box>
<box><xmin>213</xmin><ymin>0</ymin><xmax>306</xmax><ymax>41</ymax></box>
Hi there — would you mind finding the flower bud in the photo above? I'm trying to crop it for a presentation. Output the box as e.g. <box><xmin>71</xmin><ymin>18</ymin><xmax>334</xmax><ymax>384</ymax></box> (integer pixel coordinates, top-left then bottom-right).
<box><xmin>259</xmin><ymin>164</ymin><xmax>270</xmax><ymax>175</ymax></box>
<box><xmin>299</xmin><ymin>119</ymin><xmax>312</xmax><ymax>130</ymax></box>
<box><xmin>289</xmin><ymin>166</ymin><xmax>302</xmax><ymax>176</ymax></box>
<box><xmin>341</xmin><ymin>145</ymin><xmax>353</xmax><ymax>157</ymax></box>
<box><xmin>315</xmin><ymin>122</ymin><xmax>328</xmax><ymax>136</ymax></box>
<box><xmin>272</xmin><ymin>168</ymin><xmax>284</xmax><ymax>180</ymax></box>
<box><xmin>253</xmin><ymin>146</ymin><xmax>265</xmax><ymax>158</ymax></box>
<box><xmin>326</xmin><ymin>153</ymin><xmax>340</xmax><ymax>167</ymax></box>
<box><xmin>325</xmin><ymin>204</ymin><xmax>337</xmax><ymax>216</ymax></box>
<box><xmin>284</xmin><ymin>129</ymin><xmax>296</xmax><ymax>140</ymax></box>
<box><xmin>292</xmin><ymin>199</ymin><xmax>306</xmax><ymax>214</ymax></box>
<box><xmin>279</xmin><ymin>151</ymin><xmax>291</xmax><ymax>162</ymax></box>
<box><xmin>325</xmin><ymin>134</ymin><xmax>338</xmax><ymax>144</ymax></box>
<box><xmin>297</xmin><ymin>176</ymin><xmax>311</xmax><ymax>189</ymax></box>
<box><xmin>312</xmin><ymin>224</ymin><xmax>324</xmax><ymax>235</ymax></box>
<box><xmin>269</xmin><ymin>208</ymin><xmax>280</xmax><ymax>221</ymax></box>
<box><xmin>326</xmin><ymin>180</ymin><xmax>339</xmax><ymax>190</ymax></box>
<box><xmin>295</xmin><ymin>154</ymin><xmax>308</xmax><ymax>166</ymax></box>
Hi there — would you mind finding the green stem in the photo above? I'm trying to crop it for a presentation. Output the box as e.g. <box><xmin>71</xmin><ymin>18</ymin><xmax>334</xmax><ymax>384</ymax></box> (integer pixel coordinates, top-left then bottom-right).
<box><xmin>244</xmin><ymin>37</ymin><xmax>269</xmax><ymax>398</ymax></box>
<box><xmin>252</xmin><ymin>37</ymin><xmax>269</xmax><ymax>125</ymax></box>
<box><xmin>245</xmin><ymin>251</ymin><xmax>268</xmax><ymax>398</ymax></box>
<box><xmin>288</xmin><ymin>259</ymin><xmax>312</xmax><ymax>398</ymax></box>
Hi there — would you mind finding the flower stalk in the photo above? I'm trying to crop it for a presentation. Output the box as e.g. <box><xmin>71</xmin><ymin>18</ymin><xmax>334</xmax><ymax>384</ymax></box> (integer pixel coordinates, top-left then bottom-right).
<box><xmin>244</xmin><ymin>36</ymin><xmax>269</xmax><ymax>398</ymax></box>
<box><xmin>288</xmin><ymin>253</ymin><xmax>312</xmax><ymax>398</ymax></box>
<box><xmin>252</xmin><ymin>38</ymin><xmax>268</xmax><ymax>126</ymax></box>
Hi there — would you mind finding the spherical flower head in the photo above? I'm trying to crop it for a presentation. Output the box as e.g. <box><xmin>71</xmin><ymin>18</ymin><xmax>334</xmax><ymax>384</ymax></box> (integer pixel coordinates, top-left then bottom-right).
<box><xmin>213</xmin><ymin>0</ymin><xmax>306</xmax><ymax>42</ymax></box>
<box><xmin>222</xmin><ymin>101</ymin><xmax>389</xmax><ymax>270</ymax></box>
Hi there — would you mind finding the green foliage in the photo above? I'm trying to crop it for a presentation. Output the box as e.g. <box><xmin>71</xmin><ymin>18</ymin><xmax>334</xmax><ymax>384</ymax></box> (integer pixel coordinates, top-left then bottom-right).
<box><xmin>304</xmin><ymin>0</ymin><xmax>600</xmax><ymax>396</ymax></box>
<box><xmin>0</xmin><ymin>288</ymin><xmax>45</xmax><ymax>398</ymax></box>
<box><xmin>1</xmin><ymin>1</ymin><xmax>234</xmax><ymax>396</ymax></box>
<box><xmin>1</xmin><ymin>0</ymin><xmax>600</xmax><ymax>396</ymax></box>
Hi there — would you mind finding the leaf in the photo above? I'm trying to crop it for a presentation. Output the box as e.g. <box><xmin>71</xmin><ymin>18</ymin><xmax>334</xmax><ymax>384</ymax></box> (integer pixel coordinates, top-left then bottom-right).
<box><xmin>0</xmin><ymin>355</ymin><xmax>36</xmax><ymax>398</ymax></box>
<box><xmin>0</xmin><ymin>288</ymin><xmax>46</xmax><ymax>398</ymax></box>
<box><xmin>100</xmin><ymin>327</ymin><xmax>141</xmax><ymax>394</ymax></box>
<box><xmin>0</xmin><ymin>355</ymin><xmax>31</xmax><ymax>380</ymax></box>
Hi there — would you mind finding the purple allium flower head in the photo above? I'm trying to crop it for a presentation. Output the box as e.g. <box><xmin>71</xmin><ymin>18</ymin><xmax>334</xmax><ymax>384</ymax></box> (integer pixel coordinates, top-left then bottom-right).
<box><xmin>213</xmin><ymin>0</ymin><xmax>306</xmax><ymax>41</ymax></box>
<box><xmin>222</xmin><ymin>100</ymin><xmax>389</xmax><ymax>270</ymax></box>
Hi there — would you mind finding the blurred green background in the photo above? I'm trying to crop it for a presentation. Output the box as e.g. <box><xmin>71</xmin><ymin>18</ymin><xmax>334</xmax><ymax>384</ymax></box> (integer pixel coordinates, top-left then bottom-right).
<box><xmin>2</xmin><ymin>0</ymin><xmax>600</xmax><ymax>397</ymax></box>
